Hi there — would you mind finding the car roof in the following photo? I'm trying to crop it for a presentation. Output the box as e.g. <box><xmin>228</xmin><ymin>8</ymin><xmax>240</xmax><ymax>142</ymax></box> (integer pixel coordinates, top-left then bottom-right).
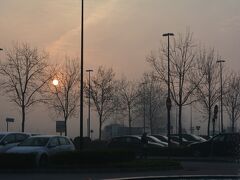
<box><xmin>28</xmin><ymin>135</ymin><xmax>62</xmax><ymax>138</ymax></box>
<box><xmin>113</xmin><ymin>135</ymin><xmax>141</xmax><ymax>139</ymax></box>
<box><xmin>0</xmin><ymin>132</ymin><xmax>29</xmax><ymax>135</ymax></box>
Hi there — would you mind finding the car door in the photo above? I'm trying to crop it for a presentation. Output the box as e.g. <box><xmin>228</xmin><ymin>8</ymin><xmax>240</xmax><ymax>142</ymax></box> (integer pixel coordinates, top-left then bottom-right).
<box><xmin>47</xmin><ymin>137</ymin><xmax>60</xmax><ymax>155</ymax></box>
<box><xmin>224</xmin><ymin>134</ymin><xmax>240</xmax><ymax>156</ymax></box>
<box><xmin>211</xmin><ymin>134</ymin><xmax>226</xmax><ymax>156</ymax></box>
<box><xmin>0</xmin><ymin>134</ymin><xmax>17</xmax><ymax>152</ymax></box>
<box><xmin>126</xmin><ymin>137</ymin><xmax>141</xmax><ymax>149</ymax></box>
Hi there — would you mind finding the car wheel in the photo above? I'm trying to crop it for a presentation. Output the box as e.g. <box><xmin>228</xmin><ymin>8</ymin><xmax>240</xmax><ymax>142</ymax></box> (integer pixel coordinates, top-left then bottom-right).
<box><xmin>39</xmin><ymin>154</ymin><xmax>48</xmax><ymax>168</ymax></box>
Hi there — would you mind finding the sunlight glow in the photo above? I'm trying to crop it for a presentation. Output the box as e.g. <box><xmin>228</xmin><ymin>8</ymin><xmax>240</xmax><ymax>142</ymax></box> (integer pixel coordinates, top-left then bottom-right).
<box><xmin>52</xmin><ymin>79</ymin><xmax>59</xmax><ymax>86</ymax></box>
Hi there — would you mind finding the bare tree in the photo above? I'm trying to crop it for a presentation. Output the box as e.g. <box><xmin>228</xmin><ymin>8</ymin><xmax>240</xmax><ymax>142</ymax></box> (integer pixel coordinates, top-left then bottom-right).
<box><xmin>46</xmin><ymin>58</ymin><xmax>80</xmax><ymax>136</ymax></box>
<box><xmin>88</xmin><ymin>66</ymin><xmax>116</xmax><ymax>140</ymax></box>
<box><xmin>147</xmin><ymin>31</ymin><xmax>202</xmax><ymax>143</ymax></box>
<box><xmin>142</xmin><ymin>72</ymin><xmax>165</xmax><ymax>134</ymax></box>
<box><xmin>116</xmin><ymin>78</ymin><xmax>139</xmax><ymax>134</ymax></box>
<box><xmin>224</xmin><ymin>72</ymin><xmax>240</xmax><ymax>132</ymax></box>
<box><xmin>0</xmin><ymin>43</ymin><xmax>51</xmax><ymax>132</ymax></box>
<box><xmin>194</xmin><ymin>48</ymin><xmax>220</xmax><ymax>136</ymax></box>
<box><xmin>135</xmin><ymin>72</ymin><xmax>166</xmax><ymax>134</ymax></box>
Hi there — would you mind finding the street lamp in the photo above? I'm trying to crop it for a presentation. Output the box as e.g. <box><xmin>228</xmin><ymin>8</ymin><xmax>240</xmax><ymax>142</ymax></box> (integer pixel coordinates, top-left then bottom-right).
<box><xmin>80</xmin><ymin>0</ymin><xmax>84</xmax><ymax>149</ymax></box>
<box><xmin>162</xmin><ymin>33</ymin><xmax>174</xmax><ymax>153</ymax></box>
<box><xmin>86</xmin><ymin>69</ymin><xmax>93</xmax><ymax>138</ymax></box>
<box><xmin>216</xmin><ymin>59</ymin><xmax>225</xmax><ymax>132</ymax></box>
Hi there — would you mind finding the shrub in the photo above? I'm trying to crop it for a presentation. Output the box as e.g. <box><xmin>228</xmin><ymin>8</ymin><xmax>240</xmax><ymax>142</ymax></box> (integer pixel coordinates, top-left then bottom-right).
<box><xmin>49</xmin><ymin>149</ymin><xmax>136</xmax><ymax>167</ymax></box>
<box><xmin>0</xmin><ymin>153</ymin><xmax>36</xmax><ymax>169</ymax></box>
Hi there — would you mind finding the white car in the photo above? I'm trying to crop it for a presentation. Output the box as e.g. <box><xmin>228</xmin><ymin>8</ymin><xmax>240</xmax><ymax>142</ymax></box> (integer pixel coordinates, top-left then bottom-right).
<box><xmin>0</xmin><ymin>132</ymin><xmax>29</xmax><ymax>153</ymax></box>
<box><xmin>7</xmin><ymin>135</ymin><xmax>75</xmax><ymax>166</ymax></box>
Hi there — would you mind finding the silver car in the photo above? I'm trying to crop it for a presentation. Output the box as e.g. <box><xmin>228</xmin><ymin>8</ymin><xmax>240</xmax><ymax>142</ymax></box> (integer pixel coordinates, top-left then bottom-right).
<box><xmin>7</xmin><ymin>135</ymin><xmax>75</xmax><ymax>166</ymax></box>
<box><xmin>0</xmin><ymin>132</ymin><xmax>29</xmax><ymax>153</ymax></box>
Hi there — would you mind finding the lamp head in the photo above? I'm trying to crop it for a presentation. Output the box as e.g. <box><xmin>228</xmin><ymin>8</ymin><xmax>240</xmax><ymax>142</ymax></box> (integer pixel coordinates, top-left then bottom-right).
<box><xmin>162</xmin><ymin>33</ymin><xmax>174</xmax><ymax>37</ymax></box>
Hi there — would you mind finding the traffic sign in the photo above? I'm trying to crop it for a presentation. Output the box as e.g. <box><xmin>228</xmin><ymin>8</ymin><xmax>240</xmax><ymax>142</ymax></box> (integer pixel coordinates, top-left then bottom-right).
<box><xmin>56</xmin><ymin>121</ymin><xmax>66</xmax><ymax>133</ymax></box>
<box><xmin>6</xmin><ymin>118</ymin><xmax>14</xmax><ymax>122</ymax></box>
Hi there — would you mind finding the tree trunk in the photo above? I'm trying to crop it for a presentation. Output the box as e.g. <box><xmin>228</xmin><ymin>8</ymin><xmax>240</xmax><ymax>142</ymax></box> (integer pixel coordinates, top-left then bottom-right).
<box><xmin>64</xmin><ymin>118</ymin><xmax>68</xmax><ymax>136</ymax></box>
<box><xmin>178</xmin><ymin>104</ymin><xmax>182</xmax><ymax>145</ymax></box>
<box><xmin>232</xmin><ymin>107</ymin><xmax>235</xmax><ymax>133</ymax></box>
<box><xmin>207</xmin><ymin>107</ymin><xmax>211</xmax><ymax>136</ymax></box>
<box><xmin>128</xmin><ymin>107</ymin><xmax>132</xmax><ymax>135</ymax></box>
<box><xmin>21</xmin><ymin>105</ymin><xmax>25</xmax><ymax>132</ymax></box>
<box><xmin>99</xmin><ymin>116</ymin><xmax>102</xmax><ymax>140</ymax></box>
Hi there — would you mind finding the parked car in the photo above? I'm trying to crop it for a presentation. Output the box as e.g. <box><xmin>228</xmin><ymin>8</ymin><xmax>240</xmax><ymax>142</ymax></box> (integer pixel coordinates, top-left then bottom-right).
<box><xmin>172</xmin><ymin>134</ymin><xmax>206</xmax><ymax>143</ymax></box>
<box><xmin>152</xmin><ymin>134</ymin><xmax>179</xmax><ymax>147</ymax></box>
<box><xmin>0</xmin><ymin>132</ymin><xmax>29</xmax><ymax>153</ymax></box>
<box><xmin>108</xmin><ymin>135</ymin><xmax>166</xmax><ymax>150</ymax></box>
<box><xmin>146</xmin><ymin>135</ymin><xmax>168</xmax><ymax>147</ymax></box>
<box><xmin>190</xmin><ymin>133</ymin><xmax>240</xmax><ymax>157</ymax></box>
<box><xmin>170</xmin><ymin>135</ymin><xmax>192</xmax><ymax>146</ymax></box>
<box><xmin>7</xmin><ymin>135</ymin><xmax>75</xmax><ymax>166</ymax></box>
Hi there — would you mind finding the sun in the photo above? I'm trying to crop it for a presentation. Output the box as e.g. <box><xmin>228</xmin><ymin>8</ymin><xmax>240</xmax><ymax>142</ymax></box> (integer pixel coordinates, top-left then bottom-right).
<box><xmin>52</xmin><ymin>79</ymin><xmax>59</xmax><ymax>86</ymax></box>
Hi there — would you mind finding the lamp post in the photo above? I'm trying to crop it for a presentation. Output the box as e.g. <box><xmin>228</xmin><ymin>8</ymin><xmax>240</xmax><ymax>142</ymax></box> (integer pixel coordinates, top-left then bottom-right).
<box><xmin>162</xmin><ymin>33</ymin><xmax>174</xmax><ymax>154</ymax></box>
<box><xmin>80</xmin><ymin>0</ymin><xmax>84</xmax><ymax>149</ymax></box>
<box><xmin>86</xmin><ymin>69</ymin><xmax>93</xmax><ymax>138</ymax></box>
<box><xmin>216</xmin><ymin>59</ymin><xmax>225</xmax><ymax>133</ymax></box>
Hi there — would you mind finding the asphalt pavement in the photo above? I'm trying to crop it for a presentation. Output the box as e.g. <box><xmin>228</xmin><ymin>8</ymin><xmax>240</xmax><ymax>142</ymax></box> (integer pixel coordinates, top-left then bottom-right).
<box><xmin>0</xmin><ymin>161</ymin><xmax>239</xmax><ymax>180</ymax></box>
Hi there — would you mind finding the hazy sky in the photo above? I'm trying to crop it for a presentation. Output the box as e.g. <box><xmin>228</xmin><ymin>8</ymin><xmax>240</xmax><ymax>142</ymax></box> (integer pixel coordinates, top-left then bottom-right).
<box><xmin>0</xmin><ymin>0</ymin><xmax>240</xmax><ymax>137</ymax></box>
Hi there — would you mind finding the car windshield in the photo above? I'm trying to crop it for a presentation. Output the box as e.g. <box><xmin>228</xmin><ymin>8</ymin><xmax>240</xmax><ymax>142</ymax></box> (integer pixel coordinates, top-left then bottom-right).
<box><xmin>0</xmin><ymin>134</ymin><xmax>6</xmax><ymax>141</ymax></box>
<box><xmin>153</xmin><ymin>135</ymin><xmax>168</xmax><ymax>142</ymax></box>
<box><xmin>18</xmin><ymin>137</ymin><xmax>49</xmax><ymax>147</ymax></box>
<box><xmin>190</xmin><ymin>134</ymin><xmax>206</xmax><ymax>141</ymax></box>
<box><xmin>148</xmin><ymin>136</ymin><xmax>164</xmax><ymax>143</ymax></box>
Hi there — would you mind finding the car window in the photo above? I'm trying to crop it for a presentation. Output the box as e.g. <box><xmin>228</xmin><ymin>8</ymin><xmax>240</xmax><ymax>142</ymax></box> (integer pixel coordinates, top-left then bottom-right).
<box><xmin>16</xmin><ymin>134</ymin><xmax>28</xmax><ymax>142</ymax></box>
<box><xmin>212</xmin><ymin>135</ymin><xmax>225</xmax><ymax>142</ymax></box>
<box><xmin>19</xmin><ymin>137</ymin><xmax>49</xmax><ymax>146</ymax></box>
<box><xmin>59</xmin><ymin>137</ymin><xmax>70</xmax><ymax>145</ymax></box>
<box><xmin>3</xmin><ymin>134</ymin><xmax>15</xmax><ymax>144</ymax></box>
<box><xmin>49</xmin><ymin>137</ymin><xmax>59</xmax><ymax>146</ymax></box>
<box><xmin>64</xmin><ymin>138</ymin><xmax>71</xmax><ymax>145</ymax></box>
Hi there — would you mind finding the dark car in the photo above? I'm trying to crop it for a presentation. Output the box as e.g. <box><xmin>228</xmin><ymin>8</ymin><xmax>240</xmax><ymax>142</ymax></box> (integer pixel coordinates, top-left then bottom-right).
<box><xmin>108</xmin><ymin>135</ymin><xmax>165</xmax><ymax>150</ymax></box>
<box><xmin>152</xmin><ymin>134</ymin><xmax>179</xmax><ymax>147</ymax></box>
<box><xmin>190</xmin><ymin>133</ymin><xmax>240</xmax><ymax>157</ymax></box>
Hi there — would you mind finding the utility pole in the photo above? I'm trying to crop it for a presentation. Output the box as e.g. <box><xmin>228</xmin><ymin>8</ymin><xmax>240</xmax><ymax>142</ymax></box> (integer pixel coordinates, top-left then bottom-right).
<box><xmin>80</xmin><ymin>0</ymin><xmax>84</xmax><ymax>149</ymax></box>
<box><xmin>217</xmin><ymin>59</ymin><xmax>225</xmax><ymax>133</ymax></box>
<box><xmin>86</xmin><ymin>69</ymin><xmax>93</xmax><ymax>138</ymax></box>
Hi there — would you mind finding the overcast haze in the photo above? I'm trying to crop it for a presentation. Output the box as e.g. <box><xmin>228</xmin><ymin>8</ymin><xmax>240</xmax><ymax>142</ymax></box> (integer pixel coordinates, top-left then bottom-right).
<box><xmin>0</xmin><ymin>0</ymin><xmax>239</xmax><ymax>138</ymax></box>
